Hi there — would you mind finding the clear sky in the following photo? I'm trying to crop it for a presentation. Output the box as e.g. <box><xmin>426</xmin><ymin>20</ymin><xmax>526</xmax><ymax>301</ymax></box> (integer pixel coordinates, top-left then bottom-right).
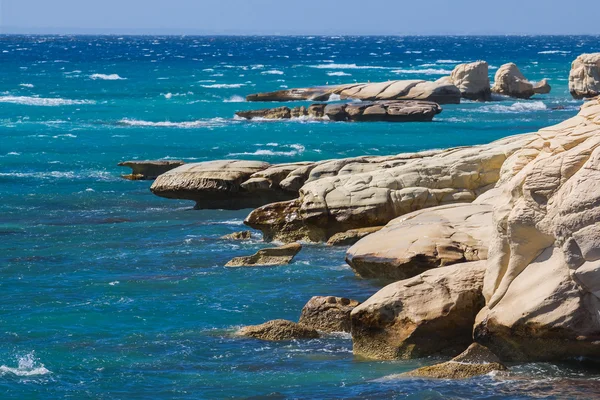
<box><xmin>1</xmin><ymin>0</ymin><xmax>598</xmax><ymax>35</ymax></box>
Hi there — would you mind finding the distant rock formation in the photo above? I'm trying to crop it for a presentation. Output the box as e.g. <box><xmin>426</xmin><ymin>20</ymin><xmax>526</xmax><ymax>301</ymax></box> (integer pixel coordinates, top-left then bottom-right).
<box><xmin>236</xmin><ymin>100</ymin><xmax>442</xmax><ymax>123</ymax></box>
<box><xmin>439</xmin><ymin>61</ymin><xmax>491</xmax><ymax>101</ymax></box>
<box><xmin>118</xmin><ymin>160</ymin><xmax>184</xmax><ymax>180</ymax></box>
<box><xmin>246</xmin><ymin>80</ymin><xmax>461</xmax><ymax>104</ymax></box>
<box><xmin>569</xmin><ymin>53</ymin><xmax>600</xmax><ymax>99</ymax></box>
<box><xmin>225</xmin><ymin>243</ymin><xmax>302</xmax><ymax>267</ymax></box>
<box><xmin>491</xmin><ymin>63</ymin><xmax>551</xmax><ymax>98</ymax></box>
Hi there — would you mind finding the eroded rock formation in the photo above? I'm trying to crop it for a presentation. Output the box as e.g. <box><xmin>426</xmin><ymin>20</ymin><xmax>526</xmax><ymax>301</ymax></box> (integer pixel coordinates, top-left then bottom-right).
<box><xmin>225</xmin><ymin>243</ymin><xmax>302</xmax><ymax>267</ymax></box>
<box><xmin>118</xmin><ymin>160</ymin><xmax>184</xmax><ymax>180</ymax></box>
<box><xmin>441</xmin><ymin>61</ymin><xmax>491</xmax><ymax>101</ymax></box>
<box><xmin>569</xmin><ymin>53</ymin><xmax>600</xmax><ymax>99</ymax></box>
<box><xmin>246</xmin><ymin>80</ymin><xmax>461</xmax><ymax>104</ymax></box>
<box><xmin>298</xmin><ymin>296</ymin><xmax>360</xmax><ymax>333</ymax></box>
<box><xmin>491</xmin><ymin>63</ymin><xmax>551</xmax><ymax>99</ymax></box>
<box><xmin>326</xmin><ymin>226</ymin><xmax>383</xmax><ymax>247</ymax></box>
<box><xmin>238</xmin><ymin>319</ymin><xmax>319</xmax><ymax>341</ymax></box>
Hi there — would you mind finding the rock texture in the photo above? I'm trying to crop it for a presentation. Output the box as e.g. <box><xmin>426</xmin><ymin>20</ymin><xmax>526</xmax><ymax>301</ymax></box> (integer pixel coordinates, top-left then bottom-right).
<box><xmin>326</xmin><ymin>226</ymin><xmax>383</xmax><ymax>246</ymax></box>
<box><xmin>351</xmin><ymin>261</ymin><xmax>487</xmax><ymax>360</ymax></box>
<box><xmin>246</xmin><ymin>80</ymin><xmax>461</xmax><ymax>104</ymax></box>
<box><xmin>443</xmin><ymin>61</ymin><xmax>491</xmax><ymax>101</ymax></box>
<box><xmin>220</xmin><ymin>231</ymin><xmax>252</xmax><ymax>240</ymax></box>
<box><xmin>401</xmin><ymin>343</ymin><xmax>506</xmax><ymax>379</ymax></box>
<box><xmin>238</xmin><ymin>319</ymin><xmax>319</xmax><ymax>341</ymax></box>
<box><xmin>225</xmin><ymin>243</ymin><xmax>302</xmax><ymax>267</ymax></box>
<box><xmin>118</xmin><ymin>160</ymin><xmax>184</xmax><ymax>180</ymax></box>
<box><xmin>236</xmin><ymin>100</ymin><xmax>442</xmax><ymax>122</ymax></box>
<box><xmin>474</xmin><ymin>98</ymin><xmax>600</xmax><ymax>362</ymax></box>
<box><xmin>491</xmin><ymin>63</ymin><xmax>550</xmax><ymax>99</ymax></box>
<box><xmin>569</xmin><ymin>53</ymin><xmax>600</xmax><ymax>99</ymax></box>
<box><xmin>298</xmin><ymin>296</ymin><xmax>360</xmax><ymax>333</ymax></box>
<box><xmin>346</xmin><ymin>203</ymin><xmax>493</xmax><ymax>280</ymax></box>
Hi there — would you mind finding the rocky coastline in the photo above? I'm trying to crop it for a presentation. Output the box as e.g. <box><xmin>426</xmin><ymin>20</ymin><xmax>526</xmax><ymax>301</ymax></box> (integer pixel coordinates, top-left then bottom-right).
<box><xmin>126</xmin><ymin>54</ymin><xmax>600</xmax><ymax>378</ymax></box>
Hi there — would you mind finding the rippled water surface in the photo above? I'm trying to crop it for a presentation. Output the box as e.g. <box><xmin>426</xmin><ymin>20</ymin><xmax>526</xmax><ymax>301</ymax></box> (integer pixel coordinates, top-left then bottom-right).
<box><xmin>2</xmin><ymin>35</ymin><xmax>600</xmax><ymax>399</ymax></box>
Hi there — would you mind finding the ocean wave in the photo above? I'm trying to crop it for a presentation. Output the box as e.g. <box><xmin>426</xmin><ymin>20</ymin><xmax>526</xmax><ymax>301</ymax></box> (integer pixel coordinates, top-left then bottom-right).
<box><xmin>261</xmin><ymin>70</ymin><xmax>284</xmax><ymax>75</ymax></box>
<box><xmin>309</xmin><ymin>63</ymin><xmax>389</xmax><ymax>70</ymax></box>
<box><xmin>90</xmin><ymin>73</ymin><xmax>126</xmax><ymax>80</ymax></box>
<box><xmin>228</xmin><ymin>144</ymin><xmax>305</xmax><ymax>157</ymax></box>
<box><xmin>0</xmin><ymin>170</ymin><xmax>117</xmax><ymax>181</ymax></box>
<box><xmin>327</xmin><ymin>71</ymin><xmax>351</xmax><ymax>77</ymax></box>
<box><xmin>118</xmin><ymin>118</ymin><xmax>230</xmax><ymax>128</ymax></box>
<box><xmin>392</xmin><ymin>68</ymin><xmax>452</xmax><ymax>75</ymax></box>
<box><xmin>223</xmin><ymin>95</ymin><xmax>245</xmax><ymax>103</ymax></box>
<box><xmin>538</xmin><ymin>50</ymin><xmax>571</xmax><ymax>54</ymax></box>
<box><xmin>436</xmin><ymin>59</ymin><xmax>465</xmax><ymax>63</ymax></box>
<box><xmin>19</xmin><ymin>83</ymin><xmax>34</xmax><ymax>88</ymax></box>
<box><xmin>0</xmin><ymin>353</ymin><xmax>51</xmax><ymax>377</ymax></box>
<box><xmin>478</xmin><ymin>101</ymin><xmax>548</xmax><ymax>113</ymax></box>
<box><xmin>200</xmin><ymin>83</ymin><xmax>245</xmax><ymax>89</ymax></box>
<box><xmin>0</xmin><ymin>96</ymin><xmax>95</xmax><ymax>106</ymax></box>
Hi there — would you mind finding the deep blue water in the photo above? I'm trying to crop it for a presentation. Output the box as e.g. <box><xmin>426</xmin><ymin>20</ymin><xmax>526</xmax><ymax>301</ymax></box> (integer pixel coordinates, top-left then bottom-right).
<box><xmin>2</xmin><ymin>35</ymin><xmax>600</xmax><ymax>399</ymax></box>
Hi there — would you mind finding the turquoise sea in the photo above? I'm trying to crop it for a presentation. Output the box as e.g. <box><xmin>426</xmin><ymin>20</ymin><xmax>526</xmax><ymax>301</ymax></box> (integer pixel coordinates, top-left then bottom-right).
<box><xmin>2</xmin><ymin>35</ymin><xmax>600</xmax><ymax>399</ymax></box>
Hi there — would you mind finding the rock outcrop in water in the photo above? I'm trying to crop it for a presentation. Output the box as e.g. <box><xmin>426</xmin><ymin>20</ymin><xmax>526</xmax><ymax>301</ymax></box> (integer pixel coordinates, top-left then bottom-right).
<box><xmin>351</xmin><ymin>261</ymin><xmax>487</xmax><ymax>359</ymax></box>
<box><xmin>298</xmin><ymin>296</ymin><xmax>360</xmax><ymax>333</ymax></box>
<box><xmin>225</xmin><ymin>243</ymin><xmax>302</xmax><ymax>267</ymax></box>
<box><xmin>236</xmin><ymin>100</ymin><xmax>442</xmax><ymax>122</ymax></box>
<box><xmin>238</xmin><ymin>319</ymin><xmax>319</xmax><ymax>341</ymax></box>
<box><xmin>569</xmin><ymin>53</ymin><xmax>600</xmax><ymax>99</ymax></box>
<box><xmin>118</xmin><ymin>160</ymin><xmax>184</xmax><ymax>180</ymax></box>
<box><xmin>491</xmin><ymin>63</ymin><xmax>551</xmax><ymax>99</ymax></box>
<box><xmin>439</xmin><ymin>61</ymin><xmax>491</xmax><ymax>101</ymax></box>
<box><xmin>246</xmin><ymin>80</ymin><xmax>461</xmax><ymax>104</ymax></box>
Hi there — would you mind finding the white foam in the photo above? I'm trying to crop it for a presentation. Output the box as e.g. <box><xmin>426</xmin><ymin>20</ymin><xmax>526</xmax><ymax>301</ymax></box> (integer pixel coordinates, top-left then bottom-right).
<box><xmin>90</xmin><ymin>73</ymin><xmax>126</xmax><ymax>80</ymax></box>
<box><xmin>118</xmin><ymin>118</ymin><xmax>229</xmax><ymax>128</ymax></box>
<box><xmin>200</xmin><ymin>83</ymin><xmax>245</xmax><ymax>89</ymax></box>
<box><xmin>261</xmin><ymin>70</ymin><xmax>284</xmax><ymax>75</ymax></box>
<box><xmin>228</xmin><ymin>144</ymin><xmax>305</xmax><ymax>157</ymax></box>
<box><xmin>392</xmin><ymin>68</ymin><xmax>452</xmax><ymax>75</ymax></box>
<box><xmin>223</xmin><ymin>95</ymin><xmax>245</xmax><ymax>103</ymax></box>
<box><xmin>309</xmin><ymin>63</ymin><xmax>388</xmax><ymax>70</ymax></box>
<box><xmin>538</xmin><ymin>50</ymin><xmax>571</xmax><ymax>54</ymax></box>
<box><xmin>327</xmin><ymin>71</ymin><xmax>351</xmax><ymax>77</ymax></box>
<box><xmin>0</xmin><ymin>96</ymin><xmax>95</xmax><ymax>106</ymax></box>
<box><xmin>328</xmin><ymin>93</ymin><xmax>341</xmax><ymax>101</ymax></box>
<box><xmin>19</xmin><ymin>83</ymin><xmax>34</xmax><ymax>88</ymax></box>
<box><xmin>436</xmin><ymin>59</ymin><xmax>465</xmax><ymax>63</ymax></box>
<box><xmin>0</xmin><ymin>352</ymin><xmax>51</xmax><ymax>377</ymax></box>
<box><xmin>478</xmin><ymin>101</ymin><xmax>548</xmax><ymax>113</ymax></box>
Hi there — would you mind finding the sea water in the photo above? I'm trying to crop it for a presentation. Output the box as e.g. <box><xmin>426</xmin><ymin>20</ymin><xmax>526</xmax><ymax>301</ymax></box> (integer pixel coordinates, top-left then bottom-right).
<box><xmin>1</xmin><ymin>35</ymin><xmax>600</xmax><ymax>399</ymax></box>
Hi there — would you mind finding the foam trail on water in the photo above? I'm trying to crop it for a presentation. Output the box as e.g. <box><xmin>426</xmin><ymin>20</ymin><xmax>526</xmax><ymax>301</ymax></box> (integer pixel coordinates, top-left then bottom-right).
<box><xmin>0</xmin><ymin>96</ymin><xmax>95</xmax><ymax>106</ymax></box>
<box><xmin>0</xmin><ymin>352</ymin><xmax>51</xmax><ymax>377</ymax></box>
<box><xmin>90</xmin><ymin>73</ymin><xmax>126</xmax><ymax>80</ymax></box>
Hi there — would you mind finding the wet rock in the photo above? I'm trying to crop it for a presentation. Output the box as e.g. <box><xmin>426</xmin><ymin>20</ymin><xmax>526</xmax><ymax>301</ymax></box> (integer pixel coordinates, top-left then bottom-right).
<box><xmin>238</xmin><ymin>319</ymin><xmax>319</xmax><ymax>341</ymax></box>
<box><xmin>220</xmin><ymin>231</ymin><xmax>252</xmax><ymax>240</ymax></box>
<box><xmin>118</xmin><ymin>160</ymin><xmax>184</xmax><ymax>180</ymax></box>
<box><xmin>326</xmin><ymin>226</ymin><xmax>383</xmax><ymax>246</ymax></box>
<box><xmin>298</xmin><ymin>296</ymin><xmax>360</xmax><ymax>333</ymax></box>
<box><xmin>225</xmin><ymin>243</ymin><xmax>302</xmax><ymax>267</ymax></box>
<box><xmin>236</xmin><ymin>107</ymin><xmax>291</xmax><ymax>120</ymax></box>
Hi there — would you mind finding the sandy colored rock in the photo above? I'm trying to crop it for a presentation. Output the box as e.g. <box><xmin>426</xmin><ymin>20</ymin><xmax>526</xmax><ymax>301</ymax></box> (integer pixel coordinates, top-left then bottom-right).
<box><xmin>401</xmin><ymin>343</ymin><xmax>506</xmax><ymax>379</ymax></box>
<box><xmin>235</xmin><ymin>106</ymin><xmax>291</xmax><ymax>120</ymax></box>
<box><xmin>238</xmin><ymin>319</ymin><xmax>319</xmax><ymax>341</ymax></box>
<box><xmin>220</xmin><ymin>231</ymin><xmax>252</xmax><ymax>240</ymax></box>
<box><xmin>326</xmin><ymin>226</ymin><xmax>383</xmax><ymax>246</ymax></box>
<box><xmin>446</xmin><ymin>61</ymin><xmax>491</xmax><ymax>101</ymax></box>
<box><xmin>491</xmin><ymin>63</ymin><xmax>550</xmax><ymax>99</ymax></box>
<box><xmin>474</xmin><ymin>98</ymin><xmax>600</xmax><ymax>361</ymax></box>
<box><xmin>246</xmin><ymin>80</ymin><xmax>461</xmax><ymax>104</ymax></box>
<box><xmin>346</xmin><ymin>203</ymin><xmax>492</xmax><ymax>280</ymax></box>
<box><xmin>118</xmin><ymin>160</ymin><xmax>184</xmax><ymax>180</ymax></box>
<box><xmin>298</xmin><ymin>296</ymin><xmax>360</xmax><ymax>333</ymax></box>
<box><xmin>569</xmin><ymin>53</ymin><xmax>600</xmax><ymax>99</ymax></box>
<box><xmin>225</xmin><ymin>243</ymin><xmax>302</xmax><ymax>267</ymax></box>
<box><xmin>351</xmin><ymin>261</ymin><xmax>486</xmax><ymax>360</ymax></box>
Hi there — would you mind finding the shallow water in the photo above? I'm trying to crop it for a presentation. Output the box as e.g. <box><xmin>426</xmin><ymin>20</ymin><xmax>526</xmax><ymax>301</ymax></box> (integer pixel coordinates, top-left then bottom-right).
<box><xmin>1</xmin><ymin>35</ymin><xmax>600</xmax><ymax>399</ymax></box>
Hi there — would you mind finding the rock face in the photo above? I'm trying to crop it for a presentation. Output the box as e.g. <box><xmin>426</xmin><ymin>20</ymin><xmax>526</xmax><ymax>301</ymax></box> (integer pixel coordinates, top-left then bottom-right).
<box><xmin>326</xmin><ymin>226</ymin><xmax>383</xmax><ymax>246</ymax></box>
<box><xmin>150</xmin><ymin>160</ymin><xmax>300</xmax><ymax>209</ymax></box>
<box><xmin>445</xmin><ymin>61</ymin><xmax>491</xmax><ymax>101</ymax></box>
<box><xmin>225</xmin><ymin>243</ymin><xmax>302</xmax><ymax>267</ymax></box>
<box><xmin>474</xmin><ymin>98</ymin><xmax>600</xmax><ymax>362</ymax></box>
<box><xmin>220</xmin><ymin>231</ymin><xmax>252</xmax><ymax>240</ymax></box>
<box><xmin>236</xmin><ymin>100</ymin><xmax>442</xmax><ymax>122</ymax></box>
<box><xmin>346</xmin><ymin>203</ymin><xmax>493</xmax><ymax>280</ymax></box>
<box><xmin>491</xmin><ymin>63</ymin><xmax>551</xmax><ymax>99</ymax></box>
<box><xmin>238</xmin><ymin>319</ymin><xmax>319</xmax><ymax>341</ymax></box>
<box><xmin>351</xmin><ymin>261</ymin><xmax>487</xmax><ymax>360</ymax></box>
<box><xmin>118</xmin><ymin>160</ymin><xmax>184</xmax><ymax>180</ymax></box>
<box><xmin>402</xmin><ymin>343</ymin><xmax>507</xmax><ymax>379</ymax></box>
<box><xmin>569</xmin><ymin>53</ymin><xmax>600</xmax><ymax>99</ymax></box>
<box><xmin>298</xmin><ymin>296</ymin><xmax>360</xmax><ymax>333</ymax></box>
<box><xmin>246</xmin><ymin>80</ymin><xmax>461</xmax><ymax>105</ymax></box>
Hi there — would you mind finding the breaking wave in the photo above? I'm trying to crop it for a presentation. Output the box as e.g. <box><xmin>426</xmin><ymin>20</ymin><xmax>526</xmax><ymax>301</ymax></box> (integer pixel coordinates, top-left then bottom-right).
<box><xmin>200</xmin><ymin>83</ymin><xmax>246</xmax><ymax>89</ymax></box>
<box><xmin>309</xmin><ymin>63</ymin><xmax>389</xmax><ymax>70</ymax></box>
<box><xmin>0</xmin><ymin>96</ymin><xmax>95</xmax><ymax>106</ymax></box>
<box><xmin>0</xmin><ymin>353</ymin><xmax>51</xmax><ymax>377</ymax></box>
<box><xmin>478</xmin><ymin>101</ymin><xmax>548</xmax><ymax>113</ymax></box>
<box><xmin>90</xmin><ymin>73</ymin><xmax>126</xmax><ymax>80</ymax></box>
<box><xmin>392</xmin><ymin>68</ymin><xmax>452</xmax><ymax>75</ymax></box>
<box><xmin>118</xmin><ymin>118</ymin><xmax>230</xmax><ymax>128</ymax></box>
<box><xmin>327</xmin><ymin>71</ymin><xmax>351</xmax><ymax>77</ymax></box>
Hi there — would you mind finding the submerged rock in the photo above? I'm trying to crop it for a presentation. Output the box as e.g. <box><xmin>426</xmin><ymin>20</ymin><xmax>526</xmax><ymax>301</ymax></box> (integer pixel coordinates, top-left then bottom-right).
<box><xmin>569</xmin><ymin>53</ymin><xmax>600</xmax><ymax>99</ymax></box>
<box><xmin>401</xmin><ymin>343</ymin><xmax>507</xmax><ymax>379</ymax></box>
<box><xmin>225</xmin><ymin>243</ymin><xmax>302</xmax><ymax>267</ymax></box>
<box><xmin>491</xmin><ymin>63</ymin><xmax>551</xmax><ymax>99</ymax></box>
<box><xmin>236</xmin><ymin>100</ymin><xmax>442</xmax><ymax>122</ymax></box>
<box><xmin>298</xmin><ymin>296</ymin><xmax>360</xmax><ymax>333</ymax></box>
<box><xmin>238</xmin><ymin>319</ymin><xmax>319</xmax><ymax>341</ymax></box>
<box><xmin>351</xmin><ymin>261</ymin><xmax>486</xmax><ymax>360</ymax></box>
<box><xmin>326</xmin><ymin>226</ymin><xmax>383</xmax><ymax>246</ymax></box>
<box><xmin>444</xmin><ymin>61</ymin><xmax>491</xmax><ymax>101</ymax></box>
<box><xmin>346</xmin><ymin>203</ymin><xmax>492</xmax><ymax>280</ymax></box>
<box><xmin>246</xmin><ymin>80</ymin><xmax>461</xmax><ymax>104</ymax></box>
<box><xmin>118</xmin><ymin>160</ymin><xmax>184</xmax><ymax>180</ymax></box>
<box><xmin>220</xmin><ymin>231</ymin><xmax>252</xmax><ymax>240</ymax></box>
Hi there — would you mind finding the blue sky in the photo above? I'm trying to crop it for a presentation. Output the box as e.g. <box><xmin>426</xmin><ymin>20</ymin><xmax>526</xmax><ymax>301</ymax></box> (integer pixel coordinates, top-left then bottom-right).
<box><xmin>1</xmin><ymin>0</ymin><xmax>597</xmax><ymax>35</ymax></box>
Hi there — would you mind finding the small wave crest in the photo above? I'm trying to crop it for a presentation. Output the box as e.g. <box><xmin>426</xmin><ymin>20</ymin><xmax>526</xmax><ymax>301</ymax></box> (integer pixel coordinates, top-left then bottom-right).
<box><xmin>0</xmin><ymin>96</ymin><xmax>95</xmax><ymax>107</ymax></box>
<box><xmin>223</xmin><ymin>95</ymin><xmax>245</xmax><ymax>103</ymax></box>
<box><xmin>90</xmin><ymin>73</ymin><xmax>126</xmax><ymax>80</ymax></box>
<box><xmin>118</xmin><ymin>118</ymin><xmax>230</xmax><ymax>128</ymax></box>
<box><xmin>392</xmin><ymin>68</ymin><xmax>452</xmax><ymax>75</ymax></box>
<box><xmin>538</xmin><ymin>50</ymin><xmax>571</xmax><ymax>54</ymax></box>
<box><xmin>0</xmin><ymin>352</ymin><xmax>51</xmax><ymax>377</ymax></box>
<box><xmin>200</xmin><ymin>83</ymin><xmax>245</xmax><ymax>89</ymax></box>
<box><xmin>327</xmin><ymin>71</ymin><xmax>351</xmax><ymax>77</ymax></box>
<box><xmin>309</xmin><ymin>63</ymin><xmax>389</xmax><ymax>70</ymax></box>
<box><xmin>478</xmin><ymin>101</ymin><xmax>548</xmax><ymax>113</ymax></box>
<box><xmin>261</xmin><ymin>70</ymin><xmax>284</xmax><ymax>75</ymax></box>
<box><xmin>228</xmin><ymin>144</ymin><xmax>305</xmax><ymax>157</ymax></box>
